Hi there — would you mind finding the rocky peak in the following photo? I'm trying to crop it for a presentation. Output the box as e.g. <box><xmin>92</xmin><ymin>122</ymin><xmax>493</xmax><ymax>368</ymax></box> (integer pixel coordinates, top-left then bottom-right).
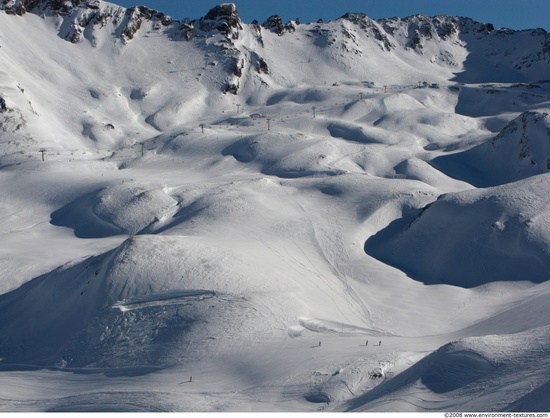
<box><xmin>1</xmin><ymin>0</ymin><xmax>91</xmax><ymax>15</ymax></box>
<box><xmin>198</xmin><ymin>3</ymin><xmax>242</xmax><ymax>38</ymax></box>
<box><xmin>1</xmin><ymin>0</ymin><xmax>172</xmax><ymax>43</ymax></box>
<box><xmin>261</xmin><ymin>15</ymin><xmax>300</xmax><ymax>36</ymax></box>
<box><xmin>262</xmin><ymin>15</ymin><xmax>284</xmax><ymax>35</ymax></box>
<box><xmin>122</xmin><ymin>5</ymin><xmax>172</xmax><ymax>40</ymax></box>
<box><xmin>203</xmin><ymin>3</ymin><xmax>237</xmax><ymax>23</ymax></box>
<box><xmin>376</xmin><ymin>15</ymin><xmax>461</xmax><ymax>51</ymax></box>
<box><xmin>340</xmin><ymin>12</ymin><xmax>395</xmax><ymax>51</ymax></box>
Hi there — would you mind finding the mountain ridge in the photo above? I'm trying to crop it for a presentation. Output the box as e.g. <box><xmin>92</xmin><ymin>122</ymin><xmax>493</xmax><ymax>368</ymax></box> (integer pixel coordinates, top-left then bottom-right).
<box><xmin>2</xmin><ymin>1</ymin><xmax>549</xmax><ymax>74</ymax></box>
<box><xmin>1</xmin><ymin>0</ymin><xmax>548</xmax><ymax>154</ymax></box>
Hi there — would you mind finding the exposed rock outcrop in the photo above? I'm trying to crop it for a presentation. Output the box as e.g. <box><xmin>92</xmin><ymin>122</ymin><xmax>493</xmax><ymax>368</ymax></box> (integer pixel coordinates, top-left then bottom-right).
<box><xmin>1</xmin><ymin>0</ymin><xmax>172</xmax><ymax>43</ymax></box>
<box><xmin>341</xmin><ymin>13</ymin><xmax>395</xmax><ymax>51</ymax></box>
<box><xmin>0</xmin><ymin>95</ymin><xmax>7</xmax><ymax>113</ymax></box>
<box><xmin>262</xmin><ymin>15</ymin><xmax>284</xmax><ymax>36</ymax></box>
<box><xmin>198</xmin><ymin>3</ymin><xmax>242</xmax><ymax>39</ymax></box>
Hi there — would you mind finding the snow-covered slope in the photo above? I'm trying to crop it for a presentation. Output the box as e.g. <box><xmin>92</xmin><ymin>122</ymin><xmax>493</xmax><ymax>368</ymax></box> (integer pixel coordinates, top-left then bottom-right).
<box><xmin>433</xmin><ymin>110</ymin><xmax>550</xmax><ymax>186</ymax></box>
<box><xmin>347</xmin><ymin>324</ymin><xmax>550</xmax><ymax>412</ymax></box>
<box><xmin>365</xmin><ymin>173</ymin><xmax>550</xmax><ymax>287</ymax></box>
<box><xmin>1</xmin><ymin>0</ymin><xmax>550</xmax><ymax>412</ymax></box>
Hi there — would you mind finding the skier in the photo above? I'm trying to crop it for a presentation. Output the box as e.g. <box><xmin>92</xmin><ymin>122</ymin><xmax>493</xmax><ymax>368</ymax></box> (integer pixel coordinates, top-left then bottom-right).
<box><xmin>366</xmin><ymin>340</ymin><xmax>368</xmax><ymax>346</ymax></box>
<box><xmin>189</xmin><ymin>376</ymin><xmax>192</xmax><ymax>382</ymax></box>
<box><xmin>319</xmin><ymin>341</ymin><xmax>321</xmax><ymax>347</ymax></box>
<box><xmin>379</xmin><ymin>341</ymin><xmax>381</xmax><ymax>346</ymax></box>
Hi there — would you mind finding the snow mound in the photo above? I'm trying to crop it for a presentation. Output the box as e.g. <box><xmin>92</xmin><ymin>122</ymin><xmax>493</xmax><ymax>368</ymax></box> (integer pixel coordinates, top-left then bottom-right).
<box><xmin>365</xmin><ymin>174</ymin><xmax>550</xmax><ymax>287</ymax></box>
<box><xmin>222</xmin><ymin>131</ymin><xmax>347</xmax><ymax>177</ymax></box>
<box><xmin>0</xmin><ymin>234</ymin><xmax>275</xmax><ymax>368</ymax></box>
<box><xmin>327</xmin><ymin>122</ymin><xmax>386</xmax><ymax>145</ymax></box>
<box><xmin>50</xmin><ymin>184</ymin><xmax>178</xmax><ymax>237</ymax></box>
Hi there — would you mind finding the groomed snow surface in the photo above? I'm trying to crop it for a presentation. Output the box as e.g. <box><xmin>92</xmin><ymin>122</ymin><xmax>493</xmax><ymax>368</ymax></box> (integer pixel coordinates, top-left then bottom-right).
<box><xmin>1</xmin><ymin>1</ymin><xmax>550</xmax><ymax>412</ymax></box>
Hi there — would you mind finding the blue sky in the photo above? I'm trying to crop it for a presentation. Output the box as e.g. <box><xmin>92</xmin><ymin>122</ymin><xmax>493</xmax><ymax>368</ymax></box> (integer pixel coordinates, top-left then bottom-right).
<box><xmin>114</xmin><ymin>0</ymin><xmax>550</xmax><ymax>30</ymax></box>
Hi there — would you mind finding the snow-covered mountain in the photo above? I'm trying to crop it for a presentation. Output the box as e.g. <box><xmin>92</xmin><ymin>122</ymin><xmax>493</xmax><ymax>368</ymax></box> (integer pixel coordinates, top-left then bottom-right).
<box><xmin>1</xmin><ymin>0</ymin><xmax>550</xmax><ymax>412</ymax></box>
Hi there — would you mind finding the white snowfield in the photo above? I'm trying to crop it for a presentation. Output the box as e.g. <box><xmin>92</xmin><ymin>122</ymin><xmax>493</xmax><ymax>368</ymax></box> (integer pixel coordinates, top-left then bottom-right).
<box><xmin>1</xmin><ymin>1</ymin><xmax>550</xmax><ymax>412</ymax></box>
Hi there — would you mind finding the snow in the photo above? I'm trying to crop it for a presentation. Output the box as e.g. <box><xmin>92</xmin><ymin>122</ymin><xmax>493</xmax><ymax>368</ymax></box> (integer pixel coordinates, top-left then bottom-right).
<box><xmin>365</xmin><ymin>174</ymin><xmax>550</xmax><ymax>287</ymax></box>
<box><xmin>1</xmin><ymin>1</ymin><xmax>550</xmax><ymax>412</ymax></box>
